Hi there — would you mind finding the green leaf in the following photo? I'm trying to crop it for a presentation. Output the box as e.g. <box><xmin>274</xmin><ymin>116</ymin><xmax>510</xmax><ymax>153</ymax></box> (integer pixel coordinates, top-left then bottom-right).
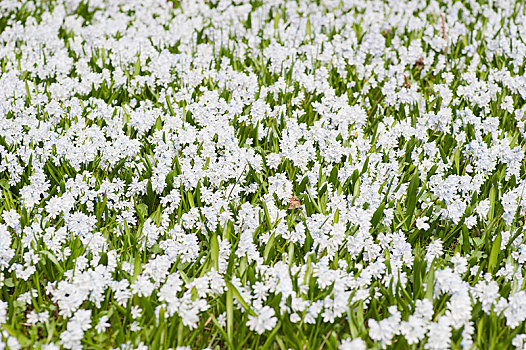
<box><xmin>154</xmin><ymin>116</ymin><xmax>163</xmax><ymax>130</ymax></box>
<box><xmin>297</xmin><ymin>176</ymin><xmax>309</xmax><ymax>194</ymax></box>
<box><xmin>225</xmin><ymin>281</ymin><xmax>256</xmax><ymax>316</ymax></box>
<box><xmin>352</xmin><ymin>178</ymin><xmax>360</xmax><ymax>201</ymax></box>
<box><xmin>136</xmin><ymin>203</ymin><xmax>148</xmax><ymax>220</ymax></box>
<box><xmin>462</xmin><ymin>226</ymin><xmax>471</xmax><ymax>253</ymax></box>
<box><xmin>454</xmin><ymin>148</ymin><xmax>460</xmax><ymax>173</ymax></box>
<box><xmin>40</xmin><ymin>250</ymin><xmax>64</xmax><ymax>274</ymax></box>
<box><xmin>133</xmin><ymin>57</ymin><xmax>141</xmax><ymax>76</ymax></box>
<box><xmin>405</xmin><ymin>172</ymin><xmax>420</xmax><ymax>229</ymax></box>
<box><xmin>263</xmin><ymin>232</ymin><xmax>275</xmax><ymax>262</ymax></box>
<box><xmin>226</xmin><ymin>287</ymin><xmax>234</xmax><ymax>345</ymax></box>
<box><xmin>413</xmin><ymin>255</ymin><xmax>422</xmax><ymax>299</ymax></box>
<box><xmin>371</xmin><ymin>202</ymin><xmax>385</xmax><ymax>227</ymax></box>
<box><xmin>210</xmin><ymin>314</ymin><xmax>232</xmax><ymax>348</ymax></box>
<box><xmin>361</xmin><ymin>156</ymin><xmax>370</xmax><ymax>174</ymax></box>
<box><xmin>262</xmin><ymin>201</ymin><xmax>273</xmax><ymax>228</ymax></box>
<box><xmin>133</xmin><ymin>254</ymin><xmax>142</xmax><ymax>281</ymax></box>
<box><xmin>210</xmin><ymin>234</ymin><xmax>219</xmax><ymax>271</ymax></box>
<box><xmin>187</xmin><ymin>191</ymin><xmax>195</xmax><ymax>208</ymax></box>
<box><xmin>4</xmin><ymin>278</ymin><xmax>14</xmax><ymax>288</ymax></box>
<box><xmin>273</xmin><ymin>10</ymin><xmax>280</xmax><ymax>30</ymax></box>
<box><xmin>2</xmin><ymin>324</ymin><xmax>31</xmax><ymax>347</ymax></box>
<box><xmin>488</xmin><ymin>233</ymin><xmax>501</xmax><ymax>274</ymax></box>
<box><xmin>262</xmin><ymin>321</ymin><xmax>282</xmax><ymax>349</ymax></box>
<box><xmin>0</xmin><ymin>179</ymin><xmax>9</xmax><ymax>190</ymax></box>
<box><xmin>488</xmin><ymin>185</ymin><xmax>497</xmax><ymax>221</ymax></box>
<box><xmin>425</xmin><ymin>264</ymin><xmax>434</xmax><ymax>301</ymax></box>
<box><xmin>329</xmin><ymin>165</ymin><xmax>339</xmax><ymax>187</ymax></box>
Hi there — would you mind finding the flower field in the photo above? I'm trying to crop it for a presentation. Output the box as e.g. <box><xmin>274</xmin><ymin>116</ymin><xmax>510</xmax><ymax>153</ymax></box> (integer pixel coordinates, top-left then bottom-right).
<box><xmin>0</xmin><ymin>0</ymin><xmax>526</xmax><ymax>348</ymax></box>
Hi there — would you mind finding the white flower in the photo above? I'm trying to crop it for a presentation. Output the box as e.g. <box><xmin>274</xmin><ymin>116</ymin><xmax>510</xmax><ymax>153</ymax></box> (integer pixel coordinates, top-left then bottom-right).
<box><xmin>0</xmin><ymin>300</ymin><xmax>7</xmax><ymax>324</ymax></box>
<box><xmin>451</xmin><ymin>253</ymin><xmax>468</xmax><ymax>275</ymax></box>
<box><xmin>246</xmin><ymin>306</ymin><xmax>277</xmax><ymax>334</ymax></box>
<box><xmin>95</xmin><ymin>315</ymin><xmax>110</xmax><ymax>333</ymax></box>
<box><xmin>2</xmin><ymin>210</ymin><xmax>20</xmax><ymax>229</ymax></box>
<box><xmin>339</xmin><ymin>337</ymin><xmax>366</xmax><ymax>350</ymax></box>
<box><xmin>131</xmin><ymin>306</ymin><xmax>142</xmax><ymax>319</ymax></box>
<box><xmin>425</xmin><ymin>316</ymin><xmax>451</xmax><ymax>350</ymax></box>
<box><xmin>475</xmin><ymin>199</ymin><xmax>490</xmax><ymax>220</ymax></box>
<box><xmin>425</xmin><ymin>239</ymin><xmax>443</xmax><ymax>264</ymax></box>
<box><xmin>0</xmin><ymin>224</ymin><xmax>15</xmax><ymax>269</ymax></box>
<box><xmin>512</xmin><ymin>334</ymin><xmax>526</xmax><ymax>350</ymax></box>
<box><xmin>416</xmin><ymin>217</ymin><xmax>430</xmax><ymax>231</ymax></box>
<box><xmin>464</xmin><ymin>215</ymin><xmax>477</xmax><ymax>229</ymax></box>
<box><xmin>504</xmin><ymin>291</ymin><xmax>526</xmax><ymax>328</ymax></box>
<box><xmin>71</xmin><ymin>309</ymin><xmax>92</xmax><ymax>332</ymax></box>
<box><xmin>130</xmin><ymin>321</ymin><xmax>141</xmax><ymax>332</ymax></box>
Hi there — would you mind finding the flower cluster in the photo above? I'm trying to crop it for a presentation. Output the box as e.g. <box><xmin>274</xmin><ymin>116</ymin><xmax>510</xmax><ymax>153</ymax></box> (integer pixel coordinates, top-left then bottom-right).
<box><xmin>0</xmin><ymin>0</ymin><xmax>525</xmax><ymax>348</ymax></box>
